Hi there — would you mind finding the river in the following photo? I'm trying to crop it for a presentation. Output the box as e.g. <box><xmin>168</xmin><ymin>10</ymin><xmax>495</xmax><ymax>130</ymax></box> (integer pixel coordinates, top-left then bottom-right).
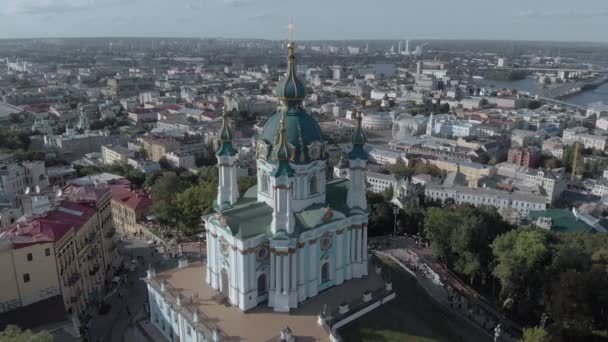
<box><xmin>473</xmin><ymin>77</ymin><xmax>608</xmax><ymax>108</ymax></box>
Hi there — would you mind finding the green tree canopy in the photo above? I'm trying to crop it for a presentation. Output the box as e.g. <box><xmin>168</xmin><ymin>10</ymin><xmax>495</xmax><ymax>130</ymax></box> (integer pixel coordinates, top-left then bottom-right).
<box><xmin>0</xmin><ymin>325</ymin><xmax>52</xmax><ymax>342</ymax></box>
<box><xmin>521</xmin><ymin>327</ymin><xmax>552</xmax><ymax>342</ymax></box>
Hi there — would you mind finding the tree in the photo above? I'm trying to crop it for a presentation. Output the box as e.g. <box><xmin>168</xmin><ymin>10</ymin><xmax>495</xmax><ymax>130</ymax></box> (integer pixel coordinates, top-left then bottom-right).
<box><xmin>8</xmin><ymin>113</ymin><xmax>24</xmax><ymax>124</ymax></box>
<box><xmin>0</xmin><ymin>325</ymin><xmax>52</xmax><ymax>342</ymax></box>
<box><xmin>492</xmin><ymin>229</ymin><xmax>552</xmax><ymax>295</ymax></box>
<box><xmin>151</xmin><ymin>172</ymin><xmax>186</xmax><ymax>231</ymax></box>
<box><xmin>238</xmin><ymin>176</ymin><xmax>257</xmax><ymax>196</ymax></box>
<box><xmin>175</xmin><ymin>183</ymin><xmax>216</xmax><ymax>234</ymax></box>
<box><xmin>528</xmin><ymin>100</ymin><xmax>542</xmax><ymax>110</ymax></box>
<box><xmin>521</xmin><ymin>327</ymin><xmax>551</xmax><ymax>342</ymax></box>
<box><xmin>425</xmin><ymin>206</ymin><xmax>512</xmax><ymax>285</ymax></box>
<box><xmin>382</xmin><ymin>185</ymin><xmax>394</xmax><ymax>201</ymax></box>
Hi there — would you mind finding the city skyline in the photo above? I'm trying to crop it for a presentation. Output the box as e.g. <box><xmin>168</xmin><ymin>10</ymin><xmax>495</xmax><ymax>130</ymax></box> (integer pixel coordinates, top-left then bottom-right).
<box><xmin>0</xmin><ymin>0</ymin><xmax>607</xmax><ymax>42</ymax></box>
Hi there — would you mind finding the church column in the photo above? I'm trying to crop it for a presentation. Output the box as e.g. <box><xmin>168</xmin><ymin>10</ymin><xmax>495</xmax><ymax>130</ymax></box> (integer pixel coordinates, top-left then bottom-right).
<box><xmin>362</xmin><ymin>224</ymin><xmax>368</xmax><ymax>276</ymax></box>
<box><xmin>210</xmin><ymin>234</ymin><xmax>219</xmax><ymax>289</ymax></box>
<box><xmin>230</xmin><ymin>246</ymin><xmax>238</xmax><ymax>306</ymax></box>
<box><xmin>308</xmin><ymin>240</ymin><xmax>318</xmax><ymax>297</ymax></box>
<box><xmin>335</xmin><ymin>230</ymin><xmax>344</xmax><ymax>285</ymax></box>
<box><xmin>298</xmin><ymin>244</ymin><xmax>306</xmax><ymax>302</ymax></box>
<box><xmin>270</xmin><ymin>251</ymin><xmax>276</xmax><ymax>292</ymax></box>
<box><xmin>237</xmin><ymin>250</ymin><xmax>246</xmax><ymax>309</ymax></box>
<box><xmin>283</xmin><ymin>254</ymin><xmax>289</xmax><ymax>294</ymax></box>
<box><xmin>275</xmin><ymin>254</ymin><xmax>282</xmax><ymax>294</ymax></box>
<box><xmin>345</xmin><ymin>228</ymin><xmax>352</xmax><ymax>280</ymax></box>
<box><xmin>249</xmin><ymin>250</ymin><xmax>256</xmax><ymax>290</ymax></box>
<box><xmin>290</xmin><ymin>251</ymin><xmax>297</xmax><ymax>292</ymax></box>
<box><xmin>353</xmin><ymin>226</ymin><xmax>361</xmax><ymax>278</ymax></box>
<box><xmin>205</xmin><ymin>231</ymin><xmax>211</xmax><ymax>285</ymax></box>
<box><xmin>229</xmin><ymin>163</ymin><xmax>238</xmax><ymax>204</ymax></box>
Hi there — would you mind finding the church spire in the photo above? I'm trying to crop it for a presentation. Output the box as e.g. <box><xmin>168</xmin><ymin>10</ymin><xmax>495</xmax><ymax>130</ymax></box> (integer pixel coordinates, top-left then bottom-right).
<box><xmin>276</xmin><ymin>42</ymin><xmax>306</xmax><ymax>107</ymax></box>
<box><xmin>271</xmin><ymin>114</ymin><xmax>295</xmax><ymax>177</ymax></box>
<box><xmin>216</xmin><ymin>106</ymin><xmax>237</xmax><ymax>157</ymax></box>
<box><xmin>348</xmin><ymin>111</ymin><xmax>368</xmax><ymax>160</ymax></box>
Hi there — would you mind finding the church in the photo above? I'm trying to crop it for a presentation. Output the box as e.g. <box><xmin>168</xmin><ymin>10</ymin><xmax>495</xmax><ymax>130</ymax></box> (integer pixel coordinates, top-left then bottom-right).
<box><xmin>204</xmin><ymin>42</ymin><xmax>370</xmax><ymax>312</ymax></box>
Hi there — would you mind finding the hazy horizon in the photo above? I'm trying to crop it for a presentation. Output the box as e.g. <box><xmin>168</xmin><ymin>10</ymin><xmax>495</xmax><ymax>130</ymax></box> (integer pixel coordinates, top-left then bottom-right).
<box><xmin>0</xmin><ymin>0</ymin><xmax>607</xmax><ymax>42</ymax></box>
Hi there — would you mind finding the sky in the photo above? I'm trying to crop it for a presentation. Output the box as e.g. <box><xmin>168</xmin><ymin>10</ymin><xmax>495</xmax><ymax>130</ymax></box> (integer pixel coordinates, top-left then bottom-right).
<box><xmin>0</xmin><ymin>0</ymin><xmax>607</xmax><ymax>42</ymax></box>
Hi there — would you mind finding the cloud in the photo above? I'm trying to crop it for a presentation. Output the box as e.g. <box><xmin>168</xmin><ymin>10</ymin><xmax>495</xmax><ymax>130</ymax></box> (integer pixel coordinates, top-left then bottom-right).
<box><xmin>518</xmin><ymin>9</ymin><xmax>608</xmax><ymax>18</ymax></box>
<box><xmin>220</xmin><ymin>0</ymin><xmax>253</xmax><ymax>8</ymax></box>
<box><xmin>2</xmin><ymin>0</ymin><xmax>138</xmax><ymax>16</ymax></box>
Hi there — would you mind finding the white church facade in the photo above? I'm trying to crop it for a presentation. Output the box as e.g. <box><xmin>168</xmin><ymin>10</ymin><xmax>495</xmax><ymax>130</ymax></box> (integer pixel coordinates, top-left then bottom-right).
<box><xmin>204</xmin><ymin>42</ymin><xmax>371</xmax><ymax>312</ymax></box>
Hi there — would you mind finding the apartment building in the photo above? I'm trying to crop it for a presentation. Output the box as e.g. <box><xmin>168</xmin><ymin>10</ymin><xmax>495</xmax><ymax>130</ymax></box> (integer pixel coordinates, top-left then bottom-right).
<box><xmin>425</xmin><ymin>183</ymin><xmax>547</xmax><ymax>217</ymax></box>
<box><xmin>0</xmin><ymin>197</ymin><xmax>115</xmax><ymax>315</ymax></box>
<box><xmin>592</xmin><ymin>179</ymin><xmax>608</xmax><ymax>197</ymax></box>
<box><xmin>0</xmin><ymin>161</ymin><xmax>48</xmax><ymax>195</ymax></box>
<box><xmin>107</xmin><ymin>178</ymin><xmax>153</xmax><ymax>236</ymax></box>
<box><xmin>101</xmin><ymin>144</ymin><xmax>135</xmax><ymax>165</ymax></box>
<box><xmin>333</xmin><ymin>166</ymin><xmax>400</xmax><ymax>194</ymax></box>
<box><xmin>426</xmin><ymin>159</ymin><xmax>496</xmax><ymax>186</ymax></box>
<box><xmin>508</xmin><ymin>146</ymin><xmax>540</xmax><ymax>168</ymax></box>
<box><xmin>523</xmin><ymin>168</ymin><xmax>567</xmax><ymax>205</ymax></box>
<box><xmin>142</xmin><ymin>136</ymin><xmax>181</xmax><ymax>162</ymax></box>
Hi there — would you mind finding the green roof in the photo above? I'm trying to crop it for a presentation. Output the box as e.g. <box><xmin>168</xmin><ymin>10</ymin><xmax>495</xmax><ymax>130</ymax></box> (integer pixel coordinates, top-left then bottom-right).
<box><xmin>215</xmin><ymin>111</ymin><xmax>237</xmax><ymax>157</ymax></box>
<box><xmin>218</xmin><ymin>179</ymin><xmax>365</xmax><ymax>240</ymax></box>
<box><xmin>276</xmin><ymin>43</ymin><xmax>306</xmax><ymax>103</ymax></box>
<box><xmin>260</xmin><ymin>107</ymin><xmax>324</xmax><ymax>164</ymax></box>
<box><xmin>528</xmin><ymin>209</ymin><xmax>596</xmax><ymax>234</ymax></box>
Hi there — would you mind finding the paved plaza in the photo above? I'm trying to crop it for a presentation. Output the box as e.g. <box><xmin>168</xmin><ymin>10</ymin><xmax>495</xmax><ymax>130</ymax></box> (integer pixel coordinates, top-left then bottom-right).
<box><xmin>146</xmin><ymin>260</ymin><xmax>386</xmax><ymax>341</ymax></box>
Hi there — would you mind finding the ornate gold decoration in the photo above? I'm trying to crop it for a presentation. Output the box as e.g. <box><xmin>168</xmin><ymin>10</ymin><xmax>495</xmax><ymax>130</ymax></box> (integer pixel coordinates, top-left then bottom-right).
<box><xmin>322</xmin><ymin>207</ymin><xmax>334</xmax><ymax>224</ymax></box>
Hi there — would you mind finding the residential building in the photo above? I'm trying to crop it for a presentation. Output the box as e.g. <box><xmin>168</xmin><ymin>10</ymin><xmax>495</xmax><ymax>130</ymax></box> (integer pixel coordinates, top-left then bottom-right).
<box><xmin>592</xmin><ymin>179</ymin><xmax>608</xmax><ymax>197</ymax></box>
<box><xmin>508</xmin><ymin>146</ymin><xmax>541</xmax><ymax>168</ymax></box>
<box><xmin>523</xmin><ymin>168</ymin><xmax>567</xmax><ymax>204</ymax></box>
<box><xmin>165</xmin><ymin>152</ymin><xmax>196</xmax><ymax>170</ymax></box>
<box><xmin>426</xmin><ymin>159</ymin><xmax>495</xmax><ymax>186</ymax></box>
<box><xmin>107</xmin><ymin>178</ymin><xmax>153</xmax><ymax>236</ymax></box>
<box><xmin>0</xmin><ymin>195</ymin><xmax>116</xmax><ymax>316</ymax></box>
<box><xmin>425</xmin><ymin>183</ymin><xmax>546</xmax><ymax>217</ymax></box>
<box><xmin>142</xmin><ymin>136</ymin><xmax>181</xmax><ymax>162</ymax></box>
<box><xmin>101</xmin><ymin>144</ymin><xmax>135</xmax><ymax>165</ymax></box>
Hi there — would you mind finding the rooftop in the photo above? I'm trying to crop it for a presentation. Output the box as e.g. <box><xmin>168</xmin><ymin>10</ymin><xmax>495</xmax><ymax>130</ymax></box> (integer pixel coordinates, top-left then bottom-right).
<box><xmin>528</xmin><ymin>209</ymin><xmax>597</xmax><ymax>233</ymax></box>
<box><xmin>216</xmin><ymin>179</ymin><xmax>357</xmax><ymax>240</ymax></box>
<box><xmin>146</xmin><ymin>260</ymin><xmax>385</xmax><ymax>341</ymax></box>
<box><xmin>107</xmin><ymin>178</ymin><xmax>153</xmax><ymax>211</ymax></box>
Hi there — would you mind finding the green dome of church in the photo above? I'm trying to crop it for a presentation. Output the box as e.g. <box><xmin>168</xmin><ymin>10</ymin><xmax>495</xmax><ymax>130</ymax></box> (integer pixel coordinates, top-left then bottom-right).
<box><xmin>260</xmin><ymin>106</ymin><xmax>324</xmax><ymax>164</ymax></box>
<box><xmin>276</xmin><ymin>42</ymin><xmax>306</xmax><ymax>102</ymax></box>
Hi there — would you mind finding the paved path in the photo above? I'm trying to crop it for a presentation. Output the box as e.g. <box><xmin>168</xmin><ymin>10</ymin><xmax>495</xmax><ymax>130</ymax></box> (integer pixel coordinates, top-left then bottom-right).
<box><xmin>372</xmin><ymin>236</ymin><xmax>522</xmax><ymax>342</ymax></box>
<box><xmin>86</xmin><ymin>238</ymin><xmax>206</xmax><ymax>341</ymax></box>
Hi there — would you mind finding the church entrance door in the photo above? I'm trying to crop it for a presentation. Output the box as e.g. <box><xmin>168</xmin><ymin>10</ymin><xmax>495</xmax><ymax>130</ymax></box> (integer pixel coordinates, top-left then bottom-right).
<box><xmin>220</xmin><ymin>268</ymin><xmax>229</xmax><ymax>297</ymax></box>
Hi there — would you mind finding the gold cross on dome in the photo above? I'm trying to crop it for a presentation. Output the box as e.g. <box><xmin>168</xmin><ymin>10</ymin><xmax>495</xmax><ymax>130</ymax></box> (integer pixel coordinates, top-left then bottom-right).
<box><xmin>286</xmin><ymin>21</ymin><xmax>295</xmax><ymax>41</ymax></box>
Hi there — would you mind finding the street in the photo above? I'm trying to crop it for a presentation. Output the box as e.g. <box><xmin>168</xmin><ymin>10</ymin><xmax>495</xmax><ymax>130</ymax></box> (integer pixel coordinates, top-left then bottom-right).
<box><xmin>85</xmin><ymin>237</ymin><xmax>206</xmax><ymax>342</ymax></box>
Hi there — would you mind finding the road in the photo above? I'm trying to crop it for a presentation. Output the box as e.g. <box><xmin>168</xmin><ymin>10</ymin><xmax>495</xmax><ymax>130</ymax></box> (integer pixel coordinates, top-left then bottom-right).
<box><xmin>86</xmin><ymin>238</ymin><xmax>206</xmax><ymax>342</ymax></box>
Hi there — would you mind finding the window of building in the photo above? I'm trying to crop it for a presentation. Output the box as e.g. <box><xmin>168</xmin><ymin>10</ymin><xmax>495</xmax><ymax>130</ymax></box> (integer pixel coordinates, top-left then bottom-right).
<box><xmin>23</xmin><ymin>273</ymin><xmax>30</xmax><ymax>283</ymax></box>
<box><xmin>261</xmin><ymin>174</ymin><xmax>269</xmax><ymax>193</ymax></box>
<box><xmin>257</xmin><ymin>273</ymin><xmax>267</xmax><ymax>296</ymax></box>
<box><xmin>309</xmin><ymin>175</ymin><xmax>318</xmax><ymax>195</ymax></box>
<box><xmin>45</xmin><ymin>248</ymin><xmax>51</xmax><ymax>256</ymax></box>
<box><xmin>27</xmin><ymin>253</ymin><xmax>33</xmax><ymax>261</ymax></box>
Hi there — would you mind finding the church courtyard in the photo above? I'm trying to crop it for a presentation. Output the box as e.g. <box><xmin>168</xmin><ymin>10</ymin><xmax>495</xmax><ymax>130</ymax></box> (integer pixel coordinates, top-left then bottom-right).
<box><xmin>145</xmin><ymin>259</ymin><xmax>387</xmax><ymax>341</ymax></box>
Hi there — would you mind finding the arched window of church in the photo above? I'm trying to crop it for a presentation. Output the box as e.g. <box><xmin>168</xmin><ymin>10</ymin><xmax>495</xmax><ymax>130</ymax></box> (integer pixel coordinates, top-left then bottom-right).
<box><xmin>321</xmin><ymin>262</ymin><xmax>330</xmax><ymax>283</ymax></box>
<box><xmin>309</xmin><ymin>175</ymin><xmax>318</xmax><ymax>195</ymax></box>
<box><xmin>261</xmin><ymin>174</ymin><xmax>269</xmax><ymax>193</ymax></box>
<box><xmin>257</xmin><ymin>273</ymin><xmax>267</xmax><ymax>296</ymax></box>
